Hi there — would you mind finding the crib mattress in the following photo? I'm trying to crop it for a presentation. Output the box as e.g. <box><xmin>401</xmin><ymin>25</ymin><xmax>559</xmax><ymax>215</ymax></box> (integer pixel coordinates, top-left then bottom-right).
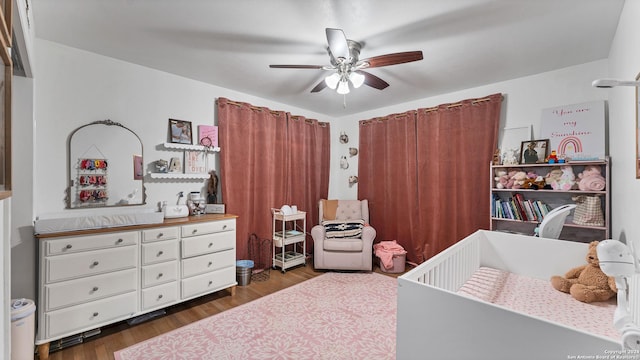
<box><xmin>458</xmin><ymin>267</ymin><xmax>619</xmax><ymax>341</ymax></box>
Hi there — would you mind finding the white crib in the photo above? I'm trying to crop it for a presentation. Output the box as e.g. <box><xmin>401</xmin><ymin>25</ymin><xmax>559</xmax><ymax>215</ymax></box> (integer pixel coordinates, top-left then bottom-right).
<box><xmin>396</xmin><ymin>230</ymin><xmax>634</xmax><ymax>360</ymax></box>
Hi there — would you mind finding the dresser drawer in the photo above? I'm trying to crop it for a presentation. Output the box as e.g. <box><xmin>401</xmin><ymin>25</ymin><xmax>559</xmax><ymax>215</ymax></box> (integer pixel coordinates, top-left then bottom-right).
<box><xmin>182</xmin><ymin>249</ymin><xmax>235</xmax><ymax>278</ymax></box>
<box><xmin>142</xmin><ymin>227</ymin><xmax>179</xmax><ymax>243</ymax></box>
<box><xmin>45</xmin><ymin>231</ymin><xmax>139</xmax><ymax>256</ymax></box>
<box><xmin>141</xmin><ymin>240</ymin><xmax>179</xmax><ymax>265</ymax></box>
<box><xmin>45</xmin><ymin>291</ymin><xmax>137</xmax><ymax>339</ymax></box>
<box><xmin>181</xmin><ymin>266</ymin><xmax>235</xmax><ymax>300</ymax></box>
<box><xmin>141</xmin><ymin>282</ymin><xmax>178</xmax><ymax>311</ymax></box>
<box><xmin>45</xmin><ymin>269</ymin><xmax>137</xmax><ymax>311</ymax></box>
<box><xmin>45</xmin><ymin>245</ymin><xmax>138</xmax><ymax>283</ymax></box>
<box><xmin>181</xmin><ymin>231</ymin><xmax>235</xmax><ymax>258</ymax></box>
<box><xmin>141</xmin><ymin>261</ymin><xmax>178</xmax><ymax>288</ymax></box>
<box><xmin>181</xmin><ymin>219</ymin><xmax>235</xmax><ymax>238</ymax></box>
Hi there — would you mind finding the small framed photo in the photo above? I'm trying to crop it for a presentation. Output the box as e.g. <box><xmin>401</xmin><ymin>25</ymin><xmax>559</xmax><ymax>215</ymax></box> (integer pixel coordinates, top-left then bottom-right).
<box><xmin>168</xmin><ymin>119</ymin><xmax>193</xmax><ymax>144</ymax></box>
<box><xmin>133</xmin><ymin>154</ymin><xmax>143</xmax><ymax>180</ymax></box>
<box><xmin>520</xmin><ymin>139</ymin><xmax>550</xmax><ymax>164</ymax></box>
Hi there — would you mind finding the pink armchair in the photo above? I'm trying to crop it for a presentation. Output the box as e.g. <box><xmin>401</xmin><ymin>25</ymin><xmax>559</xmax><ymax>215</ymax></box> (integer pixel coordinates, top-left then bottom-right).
<box><xmin>311</xmin><ymin>199</ymin><xmax>376</xmax><ymax>271</ymax></box>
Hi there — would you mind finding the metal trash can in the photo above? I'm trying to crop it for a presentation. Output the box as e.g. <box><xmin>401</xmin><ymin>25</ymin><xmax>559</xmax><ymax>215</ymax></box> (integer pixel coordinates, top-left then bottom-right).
<box><xmin>11</xmin><ymin>298</ymin><xmax>36</xmax><ymax>360</ymax></box>
<box><xmin>236</xmin><ymin>260</ymin><xmax>255</xmax><ymax>286</ymax></box>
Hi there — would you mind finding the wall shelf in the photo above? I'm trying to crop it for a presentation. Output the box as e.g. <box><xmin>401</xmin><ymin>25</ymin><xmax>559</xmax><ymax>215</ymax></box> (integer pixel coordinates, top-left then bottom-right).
<box><xmin>160</xmin><ymin>142</ymin><xmax>220</xmax><ymax>152</ymax></box>
<box><xmin>148</xmin><ymin>173</ymin><xmax>210</xmax><ymax>180</ymax></box>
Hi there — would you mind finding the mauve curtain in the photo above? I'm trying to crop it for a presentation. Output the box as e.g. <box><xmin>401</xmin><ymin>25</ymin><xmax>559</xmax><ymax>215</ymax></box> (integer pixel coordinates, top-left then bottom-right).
<box><xmin>217</xmin><ymin>98</ymin><xmax>288</xmax><ymax>260</ymax></box>
<box><xmin>286</xmin><ymin>115</ymin><xmax>330</xmax><ymax>253</ymax></box>
<box><xmin>358</xmin><ymin>112</ymin><xmax>421</xmax><ymax>263</ymax></box>
<box><xmin>416</xmin><ymin>93</ymin><xmax>502</xmax><ymax>260</ymax></box>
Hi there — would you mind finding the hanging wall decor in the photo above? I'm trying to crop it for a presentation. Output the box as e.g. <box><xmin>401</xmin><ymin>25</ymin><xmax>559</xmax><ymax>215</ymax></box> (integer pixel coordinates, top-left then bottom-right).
<box><xmin>340</xmin><ymin>156</ymin><xmax>349</xmax><ymax>169</ymax></box>
<box><xmin>339</xmin><ymin>132</ymin><xmax>349</xmax><ymax>144</ymax></box>
<box><xmin>76</xmin><ymin>157</ymin><xmax>109</xmax><ymax>205</ymax></box>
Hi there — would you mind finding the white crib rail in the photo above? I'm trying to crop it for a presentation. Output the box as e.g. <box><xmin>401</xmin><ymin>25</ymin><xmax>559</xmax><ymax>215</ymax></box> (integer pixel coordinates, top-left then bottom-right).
<box><xmin>402</xmin><ymin>233</ymin><xmax>481</xmax><ymax>292</ymax></box>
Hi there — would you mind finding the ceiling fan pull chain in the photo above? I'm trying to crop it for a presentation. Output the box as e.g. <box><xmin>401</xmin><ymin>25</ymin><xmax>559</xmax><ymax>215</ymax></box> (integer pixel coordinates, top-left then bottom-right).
<box><xmin>343</xmin><ymin>94</ymin><xmax>347</xmax><ymax>108</ymax></box>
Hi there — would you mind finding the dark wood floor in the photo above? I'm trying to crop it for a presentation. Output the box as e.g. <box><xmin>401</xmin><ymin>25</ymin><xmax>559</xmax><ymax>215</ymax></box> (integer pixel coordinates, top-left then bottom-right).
<box><xmin>40</xmin><ymin>261</ymin><xmax>411</xmax><ymax>360</ymax></box>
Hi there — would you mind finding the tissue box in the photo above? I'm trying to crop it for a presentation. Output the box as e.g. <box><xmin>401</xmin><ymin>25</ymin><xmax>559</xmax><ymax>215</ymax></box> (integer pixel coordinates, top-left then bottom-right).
<box><xmin>206</xmin><ymin>204</ymin><xmax>225</xmax><ymax>214</ymax></box>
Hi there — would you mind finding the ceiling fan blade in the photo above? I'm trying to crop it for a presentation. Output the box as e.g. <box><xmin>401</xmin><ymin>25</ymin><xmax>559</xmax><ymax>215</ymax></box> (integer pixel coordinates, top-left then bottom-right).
<box><xmin>361</xmin><ymin>51</ymin><xmax>423</xmax><ymax>68</ymax></box>
<box><xmin>269</xmin><ymin>64</ymin><xmax>325</xmax><ymax>69</ymax></box>
<box><xmin>357</xmin><ymin>70</ymin><xmax>389</xmax><ymax>90</ymax></box>
<box><xmin>326</xmin><ymin>28</ymin><xmax>350</xmax><ymax>60</ymax></box>
<box><xmin>310</xmin><ymin>79</ymin><xmax>327</xmax><ymax>93</ymax></box>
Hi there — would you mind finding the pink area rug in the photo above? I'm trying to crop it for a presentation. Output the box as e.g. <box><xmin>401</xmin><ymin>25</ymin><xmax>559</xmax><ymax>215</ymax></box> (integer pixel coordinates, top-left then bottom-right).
<box><xmin>114</xmin><ymin>272</ymin><xmax>397</xmax><ymax>360</ymax></box>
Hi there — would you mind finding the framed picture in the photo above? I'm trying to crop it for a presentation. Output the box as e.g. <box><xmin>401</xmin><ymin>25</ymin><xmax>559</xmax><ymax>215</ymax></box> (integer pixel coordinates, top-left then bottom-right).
<box><xmin>133</xmin><ymin>154</ymin><xmax>143</xmax><ymax>180</ymax></box>
<box><xmin>184</xmin><ymin>151</ymin><xmax>207</xmax><ymax>174</ymax></box>
<box><xmin>168</xmin><ymin>119</ymin><xmax>193</xmax><ymax>144</ymax></box>
<box><xmin>520</xmin><ymin>139</ymin><xmax>550</xmax><ymax>164</ymax></box>
<box><xmin>198</xmin><ymin>125</ymin><xmax>218</xmax><ymax>148</ymax></box>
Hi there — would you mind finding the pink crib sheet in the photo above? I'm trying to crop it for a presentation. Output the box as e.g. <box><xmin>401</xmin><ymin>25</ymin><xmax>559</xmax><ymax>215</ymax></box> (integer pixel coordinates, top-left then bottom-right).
<box><xmin>457</xmin><ymin>267</ymin><xmax>620</xmax><ymax>341</ymax></box>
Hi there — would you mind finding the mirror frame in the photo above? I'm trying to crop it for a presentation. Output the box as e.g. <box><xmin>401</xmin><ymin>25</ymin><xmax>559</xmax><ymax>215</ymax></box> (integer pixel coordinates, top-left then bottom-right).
<box><xmin>66</xmin><ymin>119</ymin><xmax>146</xmax><ymax>208</ymax></box>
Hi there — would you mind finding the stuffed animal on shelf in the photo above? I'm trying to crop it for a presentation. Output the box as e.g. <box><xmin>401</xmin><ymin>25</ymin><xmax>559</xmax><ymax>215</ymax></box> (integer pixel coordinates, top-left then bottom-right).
<box><xmin>509</xmin><ymin>171</ymin><xmax>528</xmax><ymax>189</ymax></box>
<box><xmin>550</xmin><ymin>241</ymin><xmax>617</xmax><ymax>303</ymax></box>
<box><xmin>577</xmin><ymin>165</ymin><xmax>606</xmax><ymax>191</ymax></box>
<box><xmin>544</xmin><ymin>168</ymin><xmax>563</xmax><ymax>190</ymax></box>
<box><xmin>494</xmin><ymin>169</ymin><xmax>509</xmax><ymax>189</ymax></box>
<box><xmin>555</xmin><ymin>165</ymin><xmax>577</xmax><ymax>190</ymax></box>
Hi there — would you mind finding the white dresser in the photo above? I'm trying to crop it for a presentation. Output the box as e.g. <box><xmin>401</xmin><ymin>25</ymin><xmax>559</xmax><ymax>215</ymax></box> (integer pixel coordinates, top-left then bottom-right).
<box><xmin>35</xmin><ymin>214</ymin><xmax>237</xmax><ymax>360</ymax></box>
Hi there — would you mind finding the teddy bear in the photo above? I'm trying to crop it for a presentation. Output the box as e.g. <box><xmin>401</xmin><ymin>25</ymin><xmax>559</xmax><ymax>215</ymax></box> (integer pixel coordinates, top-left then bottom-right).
<box><xmin>577</xmin><ymin>165</ymin><xmax>606</xmax><ymax>191</ymax></box>
<box><xmin>550</xmin><ymin>241</ymin><xmax>617</xmax><ymax>303</ymax></box>
<box><xmin>509</xmin><ymin>171</ymin><xmax>528</xmax><ymax>189</ymax></box>
<box><xmin>521</xmin><ymin>175</ymin><xmax>546</xmax><ymax>190</ymax></box>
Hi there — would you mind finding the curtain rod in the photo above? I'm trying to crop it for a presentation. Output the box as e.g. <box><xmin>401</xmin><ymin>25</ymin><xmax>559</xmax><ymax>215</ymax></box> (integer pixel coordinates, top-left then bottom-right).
<box><xmin>222</xmin><ymin>99</ymin><xmax>282</xmax><ymax>114</ymax></box>
<box><xmin>422</xmin><ymin>95</ymin><xmax>500</xmax><ymax>112</ymax></box>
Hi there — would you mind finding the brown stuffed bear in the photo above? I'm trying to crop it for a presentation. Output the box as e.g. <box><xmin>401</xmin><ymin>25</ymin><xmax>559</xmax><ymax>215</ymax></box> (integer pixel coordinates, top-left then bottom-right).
<box><xmin>550</xmin><ymin>241</ymin><xmax>617</xmax><ymax>303</ymax></box>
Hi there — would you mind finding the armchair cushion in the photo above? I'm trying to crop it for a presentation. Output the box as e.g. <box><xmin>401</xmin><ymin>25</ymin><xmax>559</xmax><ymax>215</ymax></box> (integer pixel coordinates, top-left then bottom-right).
<box><xmin>322</xmin><ymin>219</ymin><xmax>364</xmax><ymax>239</ymax></box>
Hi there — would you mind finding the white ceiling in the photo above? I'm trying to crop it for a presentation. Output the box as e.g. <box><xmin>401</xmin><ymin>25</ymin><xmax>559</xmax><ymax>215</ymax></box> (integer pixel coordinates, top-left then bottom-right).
<box><xmin>32</xmin><ymin>0</ymin><xmax>625</xmax><ymax>117</ymax></box>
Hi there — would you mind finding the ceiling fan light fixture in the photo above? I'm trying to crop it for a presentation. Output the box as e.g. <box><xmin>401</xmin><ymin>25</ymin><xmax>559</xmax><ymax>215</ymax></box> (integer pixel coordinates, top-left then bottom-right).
<box><xmin>325</xmin><ymin>73</ymin><xmax>340</xmax><ymax>89</ymax></box>
<box><xmin>349</xmin><ymin>71</ymin><xmax>365</xmax><ymax>88</ymax></box>
<box><xmin>337</xmin><ymin>80</ymin><xmax>350</xmax><ymax>94</ymax></box>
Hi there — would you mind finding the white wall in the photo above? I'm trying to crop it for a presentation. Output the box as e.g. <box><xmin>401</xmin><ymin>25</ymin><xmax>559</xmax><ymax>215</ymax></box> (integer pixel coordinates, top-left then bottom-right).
<box><xmin>10</xmin><ymin>76</ymin><xmax>35</xmax><ymax>301</ymax></box>
<box><xmin>606</xmin><ymin>0</ymin><xmax>640</xmax><ymax>245</ymax></box>
<box><xmin>33</xmin><ymin>39</ymin><xmax>333</xmax><ymax>216</ymax></box>
<box><xmin>1</xmin><ymin>197</ymin><xmax>11</xmax><ymax>360</ymax></box>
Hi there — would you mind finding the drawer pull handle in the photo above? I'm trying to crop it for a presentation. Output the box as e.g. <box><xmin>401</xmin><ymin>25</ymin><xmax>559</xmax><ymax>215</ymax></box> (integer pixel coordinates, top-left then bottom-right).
<box><xmin>208</xmin><ymin>243</ymin><xmax>213</xmax><ymax>248</ymax></box>
<box><xmin>92</xmin><ymin>261</ymin><xmax>99</xmax><ymax>267</ymax></box>
<box><xmin>92</xmin><ymin>286</ymin><xmax>99</xmax><ymax>292</ymax></box>
<box><xmin>92</xmin><ymin>312</ymin><xmax>99</xmax><ymax>317</ymax></box>
<box><xmin>223</xmin><ymin>225</ymin><xmax>227</xmax><ymax>230</ymax></box>
<box><xmin>158</xmin><ymin>294</ymin><xmax>163</xmax><ymax>299</ymax></box>
<box><xmin>158</xmin><ymin>273</ymin><xmax>163</xmax><ymax>278</ymax></box>
<box><xmin>157</xmin><ymin>251</ymin><xmax>164</xmax><ymax>256</ymax></box>
<box><xmin>116</xmin><ymin>238</ymin><xmax>124</xmax><ymax>244</ymax></box>
<box><xmin>208</xmin><ymin>261</ymin><xmax>213</xmax><ymax>267</ymax></box>
<box><xmin>158</xmin><ymin>233</ymin><xmax>164</xmax><ymax>238</ymax></box>
<box><xmin>192</xmin><ymin>229</ymin><xmax>198</xmax><ymax>234</ymax></box>
<box><xmin>65</xmin><ymin>244</ymin><xmax>73</xmax><ymax>249</ymax></box>
<box><xmin>208</xmin><ymin>280</ymin><xmax>213</xmax><ymax>286</ymax></box>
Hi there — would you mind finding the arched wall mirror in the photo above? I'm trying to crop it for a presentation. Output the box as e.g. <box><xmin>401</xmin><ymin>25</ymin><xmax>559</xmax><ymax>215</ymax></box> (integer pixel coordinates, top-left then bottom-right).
<box><xmin>67</xmin><ymin>120</ymin><xmax>146</xmax><ymax>208</ymax></box>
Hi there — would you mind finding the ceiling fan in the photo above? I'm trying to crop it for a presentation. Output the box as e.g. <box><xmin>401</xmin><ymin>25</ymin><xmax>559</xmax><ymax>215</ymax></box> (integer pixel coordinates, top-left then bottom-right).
<box><xmin>269</xmin><ymin>28</ymin><xmax>423</xmax><ymax>94</ymax></box>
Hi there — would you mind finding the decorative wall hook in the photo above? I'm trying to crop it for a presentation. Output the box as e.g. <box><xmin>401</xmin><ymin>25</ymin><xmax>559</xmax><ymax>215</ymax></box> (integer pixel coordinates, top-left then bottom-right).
<box><xmin>339</xmin><ymin>132</ymin><xmax>349</xmax><ymax>144</ymax></box>
<box><xmin>340</xmin><ymin>156</ymin><xmax>349</xmax><ymax>169</ymax></box>
<box><xmin>348</xmin><ymin>175</ymin><xmax>359</xmax><ymax>187</ymax></box>
<box><xmin>349</xmin><ymin>147</ymin><xmax>358</xmax><ymax>157</ymax></box>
